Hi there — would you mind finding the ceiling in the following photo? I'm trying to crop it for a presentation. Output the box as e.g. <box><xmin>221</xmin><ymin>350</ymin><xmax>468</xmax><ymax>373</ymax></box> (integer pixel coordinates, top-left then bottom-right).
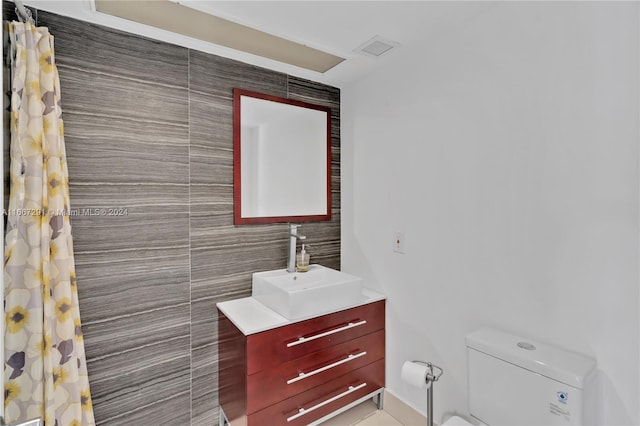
<box><xmin>22</xmin><ymin>1</ymin><xmax>495</xmax><ymax>87</ymax></box>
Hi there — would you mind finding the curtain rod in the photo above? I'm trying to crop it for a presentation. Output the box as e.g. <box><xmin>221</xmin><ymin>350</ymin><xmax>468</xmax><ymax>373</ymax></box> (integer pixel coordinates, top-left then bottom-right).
<box><xmin>13</xmin><ymin>0</ymin><xmax>35</xmax><ymax>25</ymax></box>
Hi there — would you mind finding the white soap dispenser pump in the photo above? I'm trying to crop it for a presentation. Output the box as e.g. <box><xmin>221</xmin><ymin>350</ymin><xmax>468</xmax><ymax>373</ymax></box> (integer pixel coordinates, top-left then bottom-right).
<box><xmin>297</xmin><ymin>244</ymin><xmax>310</xmax><ymax>272</ymax></box>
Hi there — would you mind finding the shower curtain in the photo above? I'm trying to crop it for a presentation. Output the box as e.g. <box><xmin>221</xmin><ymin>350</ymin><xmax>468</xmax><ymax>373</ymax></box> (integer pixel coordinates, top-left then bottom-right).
<box><xmin>4</xmin><ymin>22</ymin><xmax>95</xmax><ymax>425</ymax></box>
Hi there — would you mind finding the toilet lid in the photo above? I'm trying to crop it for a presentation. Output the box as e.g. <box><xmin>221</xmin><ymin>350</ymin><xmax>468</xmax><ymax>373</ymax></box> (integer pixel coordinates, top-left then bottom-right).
<box><xmin>442</xmin><ymin>415</ymin><xmax>474</xmax><ymax>426</ymax></box>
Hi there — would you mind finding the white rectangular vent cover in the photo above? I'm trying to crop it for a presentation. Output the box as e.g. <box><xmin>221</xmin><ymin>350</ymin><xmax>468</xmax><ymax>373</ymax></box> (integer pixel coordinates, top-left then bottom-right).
<box><xmin>355</xmin><ymin>36</ymin><xmax>400</xmax><ymax>58</ymax></box>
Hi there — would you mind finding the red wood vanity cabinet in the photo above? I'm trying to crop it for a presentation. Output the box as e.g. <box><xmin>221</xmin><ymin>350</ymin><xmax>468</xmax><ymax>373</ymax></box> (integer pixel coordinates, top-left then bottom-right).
<box><xmin>218</xmin><ymin>300</ymin><xmax>385</xmax><ymax>426</ymax></box>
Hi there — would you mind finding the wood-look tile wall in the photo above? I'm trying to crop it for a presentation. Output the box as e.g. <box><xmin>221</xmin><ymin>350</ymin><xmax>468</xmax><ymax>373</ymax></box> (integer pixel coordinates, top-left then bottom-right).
<box><xmin>2</xmin><ymin>4</ymin><xmax>340</xmax><ymax>425</ymax></box>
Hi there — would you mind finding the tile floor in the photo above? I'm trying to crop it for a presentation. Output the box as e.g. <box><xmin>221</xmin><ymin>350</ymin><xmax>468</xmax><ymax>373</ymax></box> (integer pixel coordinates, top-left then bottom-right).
<box><xmin>353</xmin><ymin>410</ymin><xmax>404</xmax><ymax>426</ymax></box>
<box><xmin>321</xmin><ymin>400</ymin><xmax>404</xmax><ymax>426</ymax></box>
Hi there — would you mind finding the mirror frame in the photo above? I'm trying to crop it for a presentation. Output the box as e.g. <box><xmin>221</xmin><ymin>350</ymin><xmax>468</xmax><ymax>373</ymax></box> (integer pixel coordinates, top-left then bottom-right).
<box><xmin>233</xmin><ymin>88</ymin><xmax>332</xmax><ymax>225</ymax></box>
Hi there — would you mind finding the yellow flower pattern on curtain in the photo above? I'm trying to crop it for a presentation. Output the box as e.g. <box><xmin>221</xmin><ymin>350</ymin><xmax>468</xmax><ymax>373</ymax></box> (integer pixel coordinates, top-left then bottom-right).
<box><xmin>4</xmin><ymin>22</ymin><xmax>95</xmax><ymax>426</ymax></box>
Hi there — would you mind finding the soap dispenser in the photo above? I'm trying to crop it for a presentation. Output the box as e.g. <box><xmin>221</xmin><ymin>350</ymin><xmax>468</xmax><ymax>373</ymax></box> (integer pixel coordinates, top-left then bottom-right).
<box><xmin>296</xmin><ymin>244</ymin><xmax>310</xmax><ymax>272</ymax></box>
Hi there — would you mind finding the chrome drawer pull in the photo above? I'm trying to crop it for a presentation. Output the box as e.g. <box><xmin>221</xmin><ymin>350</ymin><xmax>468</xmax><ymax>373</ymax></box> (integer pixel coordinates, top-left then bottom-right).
<box><xmin>286</xmin><ymin>351</ymin><xmax>368</xmax><ymax>384</ymax></box>
<box><xmin>286</xmin><ymin>320</ymin><xmax>367</xmax><ymax>348</ymax></box>
<box><xmin>286</xmin><ymin>382</ymin><xmax>367</xmax><ymax>422</ymax></box>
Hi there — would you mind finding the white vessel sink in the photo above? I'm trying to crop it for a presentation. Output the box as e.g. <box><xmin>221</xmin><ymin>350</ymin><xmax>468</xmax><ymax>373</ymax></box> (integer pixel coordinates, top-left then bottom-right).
<box><xmin>252</xmin><ymin>265</ymin><xmax>364</xmax><ymax>320</ymax></box>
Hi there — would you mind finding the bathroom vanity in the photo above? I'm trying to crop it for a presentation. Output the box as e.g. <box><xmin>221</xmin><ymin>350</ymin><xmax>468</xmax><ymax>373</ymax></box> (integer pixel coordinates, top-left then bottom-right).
<box><xmin>217</xmin><ymin>289</ymin><xmax>385</xmax><ymax>426</ymax></box>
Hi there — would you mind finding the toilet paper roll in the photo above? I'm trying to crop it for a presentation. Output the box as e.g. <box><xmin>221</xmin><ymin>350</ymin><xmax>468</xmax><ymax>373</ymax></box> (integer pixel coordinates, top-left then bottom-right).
<box><xmin>401</xmin><ymin>361</ymin><xmax>431</xmax><ymax>389</ymax></box>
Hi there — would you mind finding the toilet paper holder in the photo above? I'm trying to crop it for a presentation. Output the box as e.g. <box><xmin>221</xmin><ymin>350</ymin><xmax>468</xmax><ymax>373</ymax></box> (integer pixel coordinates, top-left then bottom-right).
<box><xmin>412</xmin><ymin>360</ymin><xmax>444</xmax><ymax>384</ymax></box>
<box><xmin>413</xmin><ymin>360</ymin><xmax>444</xmax><ymax>426</ymax></box>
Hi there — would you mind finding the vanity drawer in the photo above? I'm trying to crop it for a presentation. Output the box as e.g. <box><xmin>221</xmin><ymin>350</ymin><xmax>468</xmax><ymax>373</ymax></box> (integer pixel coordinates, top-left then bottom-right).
<box><xmin>247</xmin><ymin>330</ymin><xmax>384</xmax><ymax>414</ymax></box>
<box><xmin>247</xmin><ymin>301</ymin><xmax>385</xmax><ymax>374</ymax></box>
<box><xmin>247</xmin><ymin>359</ymin><xmax>384</xmax><ymax>426</ymax></box>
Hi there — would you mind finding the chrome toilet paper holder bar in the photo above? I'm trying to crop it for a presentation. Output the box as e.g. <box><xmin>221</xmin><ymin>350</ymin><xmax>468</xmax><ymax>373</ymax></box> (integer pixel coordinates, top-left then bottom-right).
<box><xmin>413</xmin><ymin>360</ymin><xmax>444</xmax><ymax>383</ymax></box>
<box><xmin>413</xmin><ymin>360</ymin><xmax>444</xmax><ymax>426</ymax></box>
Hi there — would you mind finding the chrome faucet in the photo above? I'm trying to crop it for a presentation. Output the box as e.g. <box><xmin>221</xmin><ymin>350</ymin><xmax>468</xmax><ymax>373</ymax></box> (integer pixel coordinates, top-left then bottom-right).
<box><xmin>287</xmin><ymin>224</ymin><xmax>306</xmax><ymax>272</ymax></box>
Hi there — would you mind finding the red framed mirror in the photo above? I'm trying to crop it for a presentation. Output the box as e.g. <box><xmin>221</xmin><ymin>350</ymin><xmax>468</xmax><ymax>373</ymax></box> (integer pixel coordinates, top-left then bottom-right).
<box><xmin>233</xmin><ymin>88</ymin><xmax>331</xmax><ymax>225</ymax></box>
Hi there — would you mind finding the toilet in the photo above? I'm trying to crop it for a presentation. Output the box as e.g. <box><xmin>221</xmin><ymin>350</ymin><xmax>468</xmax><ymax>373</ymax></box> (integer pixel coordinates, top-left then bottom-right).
<box><xmin>442</xmin><ymin>328</ymin><xmax>597</xmax><ymax>426</ymax></box>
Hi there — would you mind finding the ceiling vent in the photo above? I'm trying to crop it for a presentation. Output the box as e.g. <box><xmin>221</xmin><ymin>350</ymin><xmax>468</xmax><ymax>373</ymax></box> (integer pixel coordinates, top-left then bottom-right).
<box><xmin>354</xmin><ymin>36</ymin><xmax>400</xmax><ymax>58</ymax></box>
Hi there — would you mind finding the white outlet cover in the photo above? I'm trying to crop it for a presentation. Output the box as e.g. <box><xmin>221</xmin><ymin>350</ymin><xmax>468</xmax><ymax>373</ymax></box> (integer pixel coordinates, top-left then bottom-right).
<box><xmin>393</xmin><ymin>231</ymin><xmax>405</xmax><ymax>254</ymax></box>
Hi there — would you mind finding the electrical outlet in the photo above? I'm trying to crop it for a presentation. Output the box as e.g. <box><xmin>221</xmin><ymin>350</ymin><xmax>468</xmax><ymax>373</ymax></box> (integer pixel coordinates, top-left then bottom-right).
<box><xmin>393</xmin><ymin>231</ymin><xmax>405</xmax><ymax>254</ymax></box>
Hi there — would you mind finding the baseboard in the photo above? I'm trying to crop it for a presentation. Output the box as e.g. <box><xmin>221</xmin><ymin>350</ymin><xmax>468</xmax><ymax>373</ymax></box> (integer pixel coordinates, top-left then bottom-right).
<box><xmin>383</xmin><ymin>389</ymin><xmax>429</xmax><ymax>426</ymax></box>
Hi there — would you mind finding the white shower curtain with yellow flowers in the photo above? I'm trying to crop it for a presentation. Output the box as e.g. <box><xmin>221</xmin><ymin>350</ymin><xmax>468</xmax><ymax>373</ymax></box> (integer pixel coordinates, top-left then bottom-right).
<box><xmin>4</xmin><ymin>22</ymin><xmax>95</xmax><ymax>426</ymax></box>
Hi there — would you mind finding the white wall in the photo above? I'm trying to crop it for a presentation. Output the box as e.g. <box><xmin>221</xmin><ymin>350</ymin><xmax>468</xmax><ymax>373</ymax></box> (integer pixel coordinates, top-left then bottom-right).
<box><xmin>342</xmin><ymin>2</ymin><xmax>639</xmax><ymax>425</ymax></box>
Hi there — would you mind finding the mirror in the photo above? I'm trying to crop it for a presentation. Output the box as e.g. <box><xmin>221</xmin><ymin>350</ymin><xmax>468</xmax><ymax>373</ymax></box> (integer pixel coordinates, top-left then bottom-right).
<box><xmin>233</xmin><ymin>88</ymin><xmax>331</xmax><ymax>224</ymax></box>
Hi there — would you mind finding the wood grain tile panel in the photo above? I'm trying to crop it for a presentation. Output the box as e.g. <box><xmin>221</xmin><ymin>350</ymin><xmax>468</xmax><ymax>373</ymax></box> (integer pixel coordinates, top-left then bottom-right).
<box><xmin>191</xmin><ymin>242</ymin><xmax>286</xmax><ymax>280</ymax></box>
<box><xmin>71</xmin><ymin>212</ymin><xmax>188</xmax><ymax>253</ymax></box>
<box><xmin>191</xmin><ymin>404</ymin><xmax>218</xmax><ymax>426</ymax></box>
<box><xmin>63</xmin><ymin>112</ymin><xmax>189</xmax><ymax>185</ymax></box>
<box><xmin>189</xmin><ymin>91</ymin><xmax>233</xmax><ymax>155</ymax></box>
<box><xmin>191</xmin><ymin>292</ymin><xmax>227</xmax><ymax>353</ymax></box>
<box><xmin>59</xmin><ymin>65</ymin><xmax>188</xmax><ymax>128</ymax></box>
<box><xmin>192</xmin><ymin>327</ymin><xmax>219</xmax><ymax>401</ymax></box>
<box><xmin>82</xmin><ymin>307</ymin><xmax>190</xmax><ymax>361</ymax></box>
<box><xmin>304</xmin><ymin>241</ymin><xmax>341</xmax><ymax>270</ymax></box>
<box><xmin>89</xmin><ymin>353</ymin><xmax>191</xmax><ymax>425</ymax></box>
<box><xmin>287</xmin><ymin>76</ymin><xmax>341</xmax><ymax>108</ymax></box>
<box><xmin>69</xmin><ymin>183</ymin><xmax>188</xmax><ymax>211</ymax></box>
<box><xmin>192</xmin><ymin>305</ymin><xmax>239</xmax><ymax>426</ymax></box>
<box><xmin>189</xmin><ymin>94</ymin><xmax>234</xmax><ymax>186</ymax></box>
<box><xmin>191</xmin><ymin>222</ymin><xmax>288</xmax><ymax>251</ymax></box>
<box><xmin>190</xmin><ymin>272</ymin><xmax>253</xmax><ymax>307</ymax></box>
<box><xmin>74</xmin><ymin>249</ymin><xmax>189</xmax><ymax>323</ymax></box>
<box><xmin>191</xmin><ymin>343</ymin><xmax>219</xmax><ymax>420</ymax></box>
<box><xmin>2</xmin><ymin>1</ymin><xmax>18</xmax><ymax>21</ymax></box>
<box><xmin>190</xmin><ymin>156</ymin><xmax>234</xmax><ymax>186</ymax></box>
<box><xmin>190</xmin><ymin>184</ymin><xmax>234</xmax><ymax>228</ymax></box>
<box><xmin>189</xmin><ymin>50</ymin><xmax>287</xmax><ymax>99</ymax></box>
<box><xmin>39</xmin><ymin>10</ymin><xmax>188</xmax><ymax>89</ymax></box>
<box><xmin>191</xmin><ymin>371</ymin><xmax>218</xmax><ymax>426</ymax></box>
<box><xmin>102</xmin><ymin>391</ymin><xmax>191</xmax><ymax>426</ymax></box>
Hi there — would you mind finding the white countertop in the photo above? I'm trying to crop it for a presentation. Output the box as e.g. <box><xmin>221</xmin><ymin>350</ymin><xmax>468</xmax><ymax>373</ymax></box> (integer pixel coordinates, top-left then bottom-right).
<box><xmin>217</xmin><ymin>288</ymin><xmax>386</xmax><ymax>335</ymax></box>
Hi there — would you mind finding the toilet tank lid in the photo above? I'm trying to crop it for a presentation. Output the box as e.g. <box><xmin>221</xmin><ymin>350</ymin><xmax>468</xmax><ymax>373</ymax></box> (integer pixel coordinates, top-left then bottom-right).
<box><xmin>466</xmin><ymin>328</ymin><xmax>597</xmax><ymax>389</ymax></box>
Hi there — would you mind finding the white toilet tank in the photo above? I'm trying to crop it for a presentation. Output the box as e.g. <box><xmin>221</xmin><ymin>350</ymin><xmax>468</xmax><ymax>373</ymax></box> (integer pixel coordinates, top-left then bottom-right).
<box><xmin>466</xmin><ymin>329</ymin><xmax>597</xmax><ymax>426</ymax></box>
